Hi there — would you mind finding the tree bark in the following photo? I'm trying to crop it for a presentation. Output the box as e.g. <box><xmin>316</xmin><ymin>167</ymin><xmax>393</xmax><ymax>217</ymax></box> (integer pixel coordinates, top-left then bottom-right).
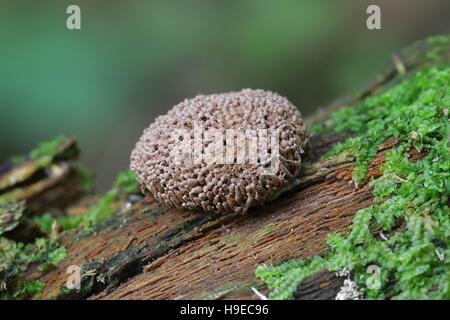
<box><xmin>19</xmin><ymin>36</ymin><xmax>450</xmax><ymax>300</ymax></box>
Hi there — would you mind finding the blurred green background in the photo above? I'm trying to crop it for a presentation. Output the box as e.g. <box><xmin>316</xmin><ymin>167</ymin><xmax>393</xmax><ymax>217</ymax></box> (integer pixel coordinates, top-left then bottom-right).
<box><xmin>1</xmin><ymin>0</ymin><xmax>449</xmax><ymax>190</ymax></box>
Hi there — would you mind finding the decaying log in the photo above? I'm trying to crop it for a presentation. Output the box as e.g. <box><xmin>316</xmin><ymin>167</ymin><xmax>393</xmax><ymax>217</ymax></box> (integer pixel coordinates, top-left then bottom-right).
<box><xmin>0</xmin><ymin>137</ymin><xmax>92</xmax><ymax>242</ymax></box>
<box><xmin>19</xmin><ymin>35</ymin><xmax>450</xmax><ymax>300</ymax></box>
<box><xmin>28</xmin><ymin>136</ymin><xmax>394</xmax><ymax>300</ymax></box>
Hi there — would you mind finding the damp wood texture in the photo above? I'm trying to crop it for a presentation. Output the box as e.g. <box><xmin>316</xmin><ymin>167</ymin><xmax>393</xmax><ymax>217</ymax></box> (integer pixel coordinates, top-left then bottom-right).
<box><xmin>2</xmin><ymin>36</ymin><xmax>449</xmax><ymax>300</ymax></box>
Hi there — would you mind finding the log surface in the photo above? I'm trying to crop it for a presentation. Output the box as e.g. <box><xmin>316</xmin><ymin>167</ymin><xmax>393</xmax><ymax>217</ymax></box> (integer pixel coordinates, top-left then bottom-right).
<box><xmin>34</xmin><ymin>136</ymin><xmax>395</xmax><ymax>300</ymax></box>
<box><xmin>27</xmin><ymin>36</ymin><xmax>449</xmax><ymax>300</ymax></box>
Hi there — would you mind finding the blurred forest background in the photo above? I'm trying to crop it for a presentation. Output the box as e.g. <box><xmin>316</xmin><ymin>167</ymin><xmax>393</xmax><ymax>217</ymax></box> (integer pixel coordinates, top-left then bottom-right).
<box><xmin>1</xmin><ymin>0</ymin><xmax>449</xmax><ymax>191</ymax></box>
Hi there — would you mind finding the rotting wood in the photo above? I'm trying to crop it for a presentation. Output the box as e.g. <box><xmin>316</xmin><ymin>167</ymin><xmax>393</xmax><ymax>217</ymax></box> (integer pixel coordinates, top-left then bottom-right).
<box><xmin>18</xmin><ymin>35</ymin><xmax>450</xmax><ymax>300</ymax></box>
<box><xmin>30</xmin><ymin>136</ymin><xmax>394</xmax><ymax>300</ymax></box>
<box><xmin>0</xmin><ymin>137</ymin><xmax>91</xmax><ymax>242</ymax></box>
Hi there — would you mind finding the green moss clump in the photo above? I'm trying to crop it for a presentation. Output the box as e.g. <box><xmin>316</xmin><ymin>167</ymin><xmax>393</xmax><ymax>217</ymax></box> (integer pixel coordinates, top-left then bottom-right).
<box><xmin>0</xmin><ymin>236</ymin><xmax>67</xmax><ymax>299</ymax></box>
<box><xmin>0</xmin><ymin>170</ymin><xmax>138</xmax><ymax>299</ymax></box>
<box><xmin>29</xmin><ymin>136</ymin><xmax>66</xmax><ymax>161</ymax></box>
<box><xmin>23</xmin><ymin>135</ymin><xmax>69</xmax><ymax>168</ymax></box>
<box><xmin>57</xmin><ymin>170</ymin><xmax>138</xmax><ymax>231</ymax></box>
<box><xmin>426</xmin><ymin>35</ymin><xmax>450</xmax><ymax>63</ymax></box>
<box><xmin>256</xmin><ymin>256</ymin><xmax>325</xmax><ymax>300</ymax></box>
<box><xmin>31</xmin><ymin>213</ymin><xmax>55</xmax><ymax>235</ymax></box>
<box><xmin>256</xmin><ymin>66</ymin><xmax>450</xmax><ymax>300</ymax></box>
<box><xmin>0</xmin><ymin>137</ymin><xmax>139</xmax><ymax>299</ymax></box>
<box><xmin>76</xmin><ymin>163</ymin><xmax>95</xmax><ymax>193</ymax></box>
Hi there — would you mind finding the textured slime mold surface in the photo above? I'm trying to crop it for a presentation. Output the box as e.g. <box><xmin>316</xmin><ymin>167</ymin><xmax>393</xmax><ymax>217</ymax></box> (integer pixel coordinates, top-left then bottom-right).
<box><xmin>131</xmin><ymin>89</ymin><xmax>308</xmax><ymax>213</ymax></box>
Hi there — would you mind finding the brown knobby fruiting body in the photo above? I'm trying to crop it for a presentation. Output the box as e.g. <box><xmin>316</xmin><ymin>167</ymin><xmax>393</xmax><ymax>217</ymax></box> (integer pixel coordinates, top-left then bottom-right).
<box><xmin>131</xmin><ymin>89</ymin><xmax>308</xmax><ymax>214</ymax></box>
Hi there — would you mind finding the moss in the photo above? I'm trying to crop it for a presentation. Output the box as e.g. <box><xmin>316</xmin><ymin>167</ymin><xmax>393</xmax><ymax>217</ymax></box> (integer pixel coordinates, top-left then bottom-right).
<box><xmin>57</xmin><ymin>169</ymin><xmax>138</xmax><ymax>232</ymax></box>
<box><xmin>0</xmin><ymin>236</ymin><xmax>67</xmax><ymax>299</ymax></box>
<box><xmin>221</xmin><ymin>224</ymin><xmax>280</xmax><ymax>251</ymax></box>
<box><xmin>0</xmin><ymin>137</ymin><xmax>85</xmax><ymax>299</ymax></box>
<box><xmin>76</xmin><ymin>163</ymin><xmax>95</xmax><ymax>193</ymax></box>
<box><xmin>256</xmin><ymin>223</ymin><xmax>279</xmax><ymax>237</ymax></box>
<box><xmin>112</xmin><ymin>169</ymin><xmax>139</xmax><ymax>194</ymax></box>
<box><xmin>246</xmin><ymin>223</ymin><xmax>279</xmax><ymax>245</ymax></box>
<box><xmin>29</xmin><ymin>136</ymin><xmax>66</xmax><ymax>161</ymax></box>
<box><xmin>222</xmin><ymin>234</ymin><xmax>246</xmax><ymax>246</ymax></box>
<box><xmin>0</xmin><ymin>136</ymin><xmax>91</xmax><ymax>206</ymax></box>
<box><xmin>0</xmin><ymin>142</ymin><xmax>137</xmax><ymax>299</ymax></box>
<box><xmin>256</xmin><ymin>66</ymin><xmax>450</xmax><ymax>300</ymax></box>
<box><xmin>27</xmin><ymin>135</ymin><xmax>70</xmax><ymax>168</ymax></box>
<box><xmin>31</xmin><ymin>213</ymin><xmax>55</xmax><ymax>235</ymax></box>
<box><xmin>426</xmin><ymin>35</ymin><xmax>450</xmax><ymax>63</ymax></box>
<box><xmin>256</xmin><ymin>256</ymin><xmax>325</xmax><ymax>300</ymax></box>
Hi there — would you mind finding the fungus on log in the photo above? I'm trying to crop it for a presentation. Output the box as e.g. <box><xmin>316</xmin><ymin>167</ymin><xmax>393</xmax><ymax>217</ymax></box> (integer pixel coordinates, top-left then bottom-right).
<box><xmin>1</xmin><ymin>35</ymin><xmax>449</xmax><ymax>300</ymax></box>
<box><xmin>131</xmin><ymin>89</ymin><xmax>309</xmax><ymax>214</ymax></box>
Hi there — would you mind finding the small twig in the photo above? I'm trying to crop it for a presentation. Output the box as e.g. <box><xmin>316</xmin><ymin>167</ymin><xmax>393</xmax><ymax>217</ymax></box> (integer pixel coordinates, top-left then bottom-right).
<box><xmin>392</xmin><ymin>54</ymin><xmax>406</xmax><ymax>76</ymax></box>
<box><xmin>251</xmin><ymin>287</ymin><xmax>268</xmax><ymax>300</ymax></box>
<box><xmin>435</xmin><ymin>249</ymin><xmax>444</xmax><ymax>262</ymax></box>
